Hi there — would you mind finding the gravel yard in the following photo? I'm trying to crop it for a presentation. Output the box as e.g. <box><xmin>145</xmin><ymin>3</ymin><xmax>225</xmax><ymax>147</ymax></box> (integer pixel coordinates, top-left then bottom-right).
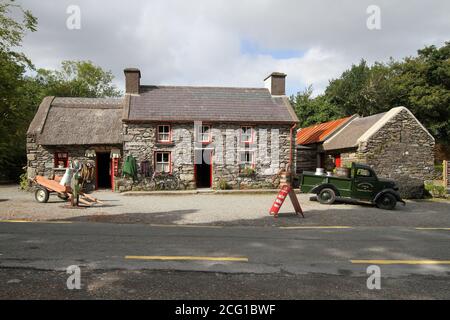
<box><xmin>0</xmin><ymin>185</ymin><xmax>449</xmax><ymax>227</ymax></box>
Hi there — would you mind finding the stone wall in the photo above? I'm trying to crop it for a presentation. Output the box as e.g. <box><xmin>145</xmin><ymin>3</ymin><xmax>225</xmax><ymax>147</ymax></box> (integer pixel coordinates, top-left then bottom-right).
<box><xmin>26</xmin><ymin>133</ymin><xmax>122</xmax><ymax>186</ymax></box>
<box><xmin>118</xmin><ymin>123</ymin><xmax>293</xmax><ymax>191</ymax></box>
<box><xmin>356</xmin><ymin>108</ymin><xmax>435</xmax><ymax>198</ymax></box>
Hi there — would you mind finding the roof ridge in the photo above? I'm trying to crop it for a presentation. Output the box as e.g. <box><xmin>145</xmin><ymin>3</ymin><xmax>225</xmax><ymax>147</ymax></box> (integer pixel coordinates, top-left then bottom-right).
<box><xmin>139</xmin><ymin>84</ymin><xmax>269</xmax><ymax>90</ymax></box>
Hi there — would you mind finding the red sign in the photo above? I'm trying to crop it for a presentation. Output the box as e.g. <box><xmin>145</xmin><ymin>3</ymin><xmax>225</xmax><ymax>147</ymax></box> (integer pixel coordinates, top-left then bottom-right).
<box><xmin>269</xmin><ymin>185</ymin><xmax>304</xmax><ymax>218</ymax></box>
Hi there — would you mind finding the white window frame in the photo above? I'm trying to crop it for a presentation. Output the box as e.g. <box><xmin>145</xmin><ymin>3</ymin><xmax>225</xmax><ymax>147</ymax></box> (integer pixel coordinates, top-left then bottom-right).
<box><xmin>157</xmin><ymin>125</ymin><xmax>171</xmax><ymax>142</ymax></box>
<box><xmin>239</xmin><ymin>151</ymin><xmax>255</xmax><ymax>169</ymax></box>
<box><xmin>198</xmin><ymin>125</ymin><xmax>211</xmax><ymax>143</ymax></box>
<box><xmin>241</xmin><ymin>126</ymin><xmax>253</xmax><ymax>144</ymax></box>
<box><xmin>155</xmin><ymin>152</ymin><xmax>171</xmax><ymax>173</ymax></box>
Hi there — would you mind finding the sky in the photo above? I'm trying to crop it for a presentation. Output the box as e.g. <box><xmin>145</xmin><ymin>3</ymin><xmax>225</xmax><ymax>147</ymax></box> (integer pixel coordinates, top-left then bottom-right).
<box><xmin>15</xmin><ymin>0</ymin><xmax>450</xmax><ymax>96</ymax></box>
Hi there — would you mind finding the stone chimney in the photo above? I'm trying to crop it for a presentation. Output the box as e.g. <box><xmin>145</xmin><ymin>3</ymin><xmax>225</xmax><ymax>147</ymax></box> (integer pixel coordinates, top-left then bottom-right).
<box><xmin>264</xmin><ymin>72</ymin><xmax>286</xmax><ymax>96</ymax></box>
<box><xmin>124</xmin><ymin>68</ymin><xmax>141</xmax><ymax>94</ymax></box>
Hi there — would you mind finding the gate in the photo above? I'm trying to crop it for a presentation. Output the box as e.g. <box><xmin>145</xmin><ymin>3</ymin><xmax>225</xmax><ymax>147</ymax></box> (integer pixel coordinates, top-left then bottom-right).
<box><xmin>444</xmin><ymin>160</ymin><xmax>450</xmax><ymax>187</ymax></box>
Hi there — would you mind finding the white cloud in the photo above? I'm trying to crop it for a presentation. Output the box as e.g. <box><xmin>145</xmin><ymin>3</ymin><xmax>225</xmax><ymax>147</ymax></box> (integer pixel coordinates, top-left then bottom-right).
<box><xmin>16</xmin><ymin>0</ymin><xmax>450</xmax><ymax>95</ymax></box>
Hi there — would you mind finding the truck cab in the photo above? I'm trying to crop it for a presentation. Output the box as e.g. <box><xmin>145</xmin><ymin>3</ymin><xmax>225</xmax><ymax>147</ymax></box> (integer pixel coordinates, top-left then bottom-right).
<box><xmin>299</xmin><ymin>163</ymin><xmax>405</xmax><ymax>210</ymax></box>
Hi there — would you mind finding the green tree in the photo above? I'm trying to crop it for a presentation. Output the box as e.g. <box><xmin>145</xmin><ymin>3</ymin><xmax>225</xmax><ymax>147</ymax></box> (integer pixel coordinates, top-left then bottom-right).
<box><xmin>389</xmin><ymin>43</ymin><xmax>450</xmax><ymax>143</ymax></box>
<box><xmin>0</xmin><ymin>0</ymin><xmax>37</xmax><ymax>180</ymax></box>
<box><xmin>0</xmin><ymin>1</ymin><xmax>121</xmax><ymax>181</ymax></box>
<box><xmin>290</xmin><ymin>85</ymin><xmax>344</xmax><ymax>128</ymax></box>
<box><xmin>322</xmin><ymin>42</ymin><xmax>450</xmax><ymax>144</ymax></box>
<box><xmin>325</xmin><ymin>59</ymin><xmax>395</xmax><ymax>116</ymax></box>
<box><xmin>36</xmin><ymin>60</ymin><xmax>122</xmax><ymax>98</ymax></box>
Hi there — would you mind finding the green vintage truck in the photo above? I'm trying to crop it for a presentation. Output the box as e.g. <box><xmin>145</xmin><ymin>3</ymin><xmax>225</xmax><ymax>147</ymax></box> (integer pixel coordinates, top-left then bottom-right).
<box><xmin>299</xmin><ymin>163</ymin><xmax>405</xmax><ymax>210</ymax></box>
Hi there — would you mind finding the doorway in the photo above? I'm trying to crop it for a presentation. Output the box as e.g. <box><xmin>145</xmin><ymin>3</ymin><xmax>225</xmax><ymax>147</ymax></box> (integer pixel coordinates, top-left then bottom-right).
<box><xmin>195</xmin><ymin>149</ymin><xmax>212</xmax><ymax>188</ymax></box>
<box><xmin>96</xmin><ymin>152</ymin><xmax>111</xmax><ymax>189</ymax></box>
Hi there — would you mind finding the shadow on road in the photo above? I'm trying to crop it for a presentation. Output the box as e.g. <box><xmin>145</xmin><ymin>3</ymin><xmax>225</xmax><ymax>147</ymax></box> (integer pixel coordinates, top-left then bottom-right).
<box><xmin>54</xmin><ymin>209</ymin><xmax>199</xmax><ymax>225</ymax></box>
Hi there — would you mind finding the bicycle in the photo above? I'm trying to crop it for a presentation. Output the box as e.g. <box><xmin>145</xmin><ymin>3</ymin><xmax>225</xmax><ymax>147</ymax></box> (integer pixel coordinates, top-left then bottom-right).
<box><xmin>148</xmin><ymin>170</ymin><xmax>184</xmax><ymax>190</ymax></box>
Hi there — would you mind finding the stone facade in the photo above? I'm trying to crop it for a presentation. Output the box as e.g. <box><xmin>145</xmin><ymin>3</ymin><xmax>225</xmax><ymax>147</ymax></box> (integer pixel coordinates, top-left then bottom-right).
<box><xmin>117</xmin><ymin>123</ymin><xmax>293</xmax><ymax>191</ymax></box>
<box><xmin>26</xmin><ymin>133</ymin><xmax>122</xmax><ymax>186</ymax></box>
<box><xmin>325</xmin><ymin>109</ymin><xmax>435</xmax><ymax>198</ymax></box>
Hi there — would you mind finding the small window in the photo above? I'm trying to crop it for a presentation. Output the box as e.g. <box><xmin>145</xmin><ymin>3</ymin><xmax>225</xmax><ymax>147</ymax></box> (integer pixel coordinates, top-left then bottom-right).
<box><xmin>241</xmin><ymin>126</ymin><xmax>253</xmax><ymax>143</ymax></box>
<box><xmin>54</xmin><ymin>152</ymin><xmax>69</xmax><ymax>168</ymax></box>
<box><xmin>155</xmin><ymin>152</ymin><xmax>171</xmax><ymax>173</ymax></box>
<box><xmin>198</xmin><ymin>125</ymin><xmax>211</xmax><ymax>143</ymax></box>
<box><xmin>356</xmin><ymin>168</ymin><xmax>372</xmax><ymax>177</ymax></box>
<box><xmin>239</xmin><ymin>151</ymin><xmax>255</xmax><ymax>169</ymax></box>
<box><xmin>157</xmin><ymin>125</ymin><xmax>171</xmax><ymax>142</ymax></box>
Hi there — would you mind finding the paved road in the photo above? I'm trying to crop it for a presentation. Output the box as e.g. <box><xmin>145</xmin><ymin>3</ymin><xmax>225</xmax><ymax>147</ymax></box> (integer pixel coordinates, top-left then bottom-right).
<box><xmin>0</xmin><ymin>221</ymin><xmax>449</xmax><ymax>299</ymax></box>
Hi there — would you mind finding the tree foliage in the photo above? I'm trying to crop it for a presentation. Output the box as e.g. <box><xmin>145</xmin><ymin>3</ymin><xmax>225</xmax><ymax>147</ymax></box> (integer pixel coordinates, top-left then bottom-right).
<box><xmin>35</xmin><ymin>60</ymin><xmax>121</xmax><ymax>98</ymax></box>
<box><xmin>290</xmin><ymin>86</ymin><xmax>344</xmax><ymax>128</ymax></box>
<box><xmin>0</xmin><ymin>0</ymin><xmax>37</xmax><ymax>180</ymax></box>
<box><xmin>294</xmin><ymin>42</ymin><xmax>450</xmax><ymax>146</ymax></box>
<box><xmin>0</xmin><ymin>1</ymin><xmax>120</xmax><ymax>180</ymax></box>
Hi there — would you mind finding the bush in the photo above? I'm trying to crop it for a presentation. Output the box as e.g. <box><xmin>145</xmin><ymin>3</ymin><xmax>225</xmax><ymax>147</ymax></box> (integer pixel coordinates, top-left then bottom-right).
<box><xmin>19</xmin><ymin>170</ymin><xmax>29</xmax><ymax>190</ymax></box>
<box><xmin>239</xmin><ymin>167</ymin><xmax>256</xmax><ymax>177</ymax></box>
<box><xmin>217</xmin><ymin>178</ymin><xmax>230</xmax><ymax>190</ymax></box>
<box><xmin>424</xmin><ymin>182</ymin><xmax>447</xmax><ymax>198</ymax></box>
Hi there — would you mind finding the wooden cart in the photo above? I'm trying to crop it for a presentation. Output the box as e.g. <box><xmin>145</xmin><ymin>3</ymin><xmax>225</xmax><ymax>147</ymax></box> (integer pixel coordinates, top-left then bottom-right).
<box><xmin>33</xmin><ymin>175</ymin><xmax>102</xmax><ymax>206</ymax></box>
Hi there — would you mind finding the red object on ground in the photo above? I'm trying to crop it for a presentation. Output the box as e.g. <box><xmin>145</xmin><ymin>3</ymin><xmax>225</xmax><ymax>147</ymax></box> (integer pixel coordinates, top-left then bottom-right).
<box><xmin>269</xmin><ymin>185</ymin><xmax>304</xmax><ymax>218</ymax></box>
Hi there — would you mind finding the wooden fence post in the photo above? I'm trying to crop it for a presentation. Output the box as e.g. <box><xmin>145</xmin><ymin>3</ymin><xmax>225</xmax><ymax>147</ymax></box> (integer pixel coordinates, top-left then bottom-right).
<box><xmin>444</xmin><ymin>160</ymin><xmax>448</xmax><ymax>188</ymax></box>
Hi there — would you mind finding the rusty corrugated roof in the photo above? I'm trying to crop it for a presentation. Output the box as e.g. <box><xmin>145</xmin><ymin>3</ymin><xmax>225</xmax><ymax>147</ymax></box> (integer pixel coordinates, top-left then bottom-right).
<box><xmin>296</xmin><ymin>116</ymin><xmax>352</xmax><ymax>145</ymax></box>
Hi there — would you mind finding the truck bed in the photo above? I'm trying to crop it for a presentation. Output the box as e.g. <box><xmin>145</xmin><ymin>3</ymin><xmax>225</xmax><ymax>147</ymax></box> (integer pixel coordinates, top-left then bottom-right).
<box><xmin>300</xmin><ymin>171</ymin><xmax>352</xmax><ymax>197</ymax></box>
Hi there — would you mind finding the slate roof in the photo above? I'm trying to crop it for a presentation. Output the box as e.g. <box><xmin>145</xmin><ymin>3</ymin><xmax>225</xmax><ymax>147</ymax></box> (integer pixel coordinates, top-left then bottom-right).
<box><xmin>322</xmin><ymin>112</ymin><xmax>386</xmax><ymax>151</ymax></box>
<box><xmin>28</xmin><ymin>97</ymin><xmax>123</xmax><ymax>145</ymax></box>
<box><xmin>125</xmin><ymin>85</ymin><xmax>298</xmax><ymax>123</ymax></box>
<box><xmin>296</xmin><ymin>116</ymin><xmax>353</xmax><ymax>145</ymax></box>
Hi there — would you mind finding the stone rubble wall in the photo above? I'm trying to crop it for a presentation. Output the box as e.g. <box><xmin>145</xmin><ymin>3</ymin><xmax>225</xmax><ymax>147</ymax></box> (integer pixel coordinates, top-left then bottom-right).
<box><xmin>118</xmin><ymin>123</ymin><xmax>294</xmax><ymax>191</ymax></box>
<box><xmin>357</xmin><ymin>108</ymin><xmax>435</xmax><ymax>198</ymax></box>
<box><xmin>26</xmin><ymin>134</ymin><xmax>121</xmax><ymax>186</ymax></box>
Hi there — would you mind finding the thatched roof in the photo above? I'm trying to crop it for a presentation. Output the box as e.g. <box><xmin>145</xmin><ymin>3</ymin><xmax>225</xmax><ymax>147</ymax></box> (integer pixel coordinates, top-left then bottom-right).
<box><xmin>125</xmin><ymin>85</ymin><xmax>299</xmax><ymax>124</ymax></box>
<box><xmin>28</xmin><ymin>97</ymin><xmax>124</xmax><ymax>145</ymax></box>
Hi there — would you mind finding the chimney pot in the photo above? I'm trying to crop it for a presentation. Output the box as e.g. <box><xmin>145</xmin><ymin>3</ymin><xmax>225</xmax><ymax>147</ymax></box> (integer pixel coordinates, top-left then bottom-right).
<box><xmin>124</xmin><ymin>68</ymin><xmax>141</xmax><ymax>94</ymax></box>
<box><xmin>264</xmin><ymin>72</ymin><xmax>286</xmax><ymax>96</ymax></box>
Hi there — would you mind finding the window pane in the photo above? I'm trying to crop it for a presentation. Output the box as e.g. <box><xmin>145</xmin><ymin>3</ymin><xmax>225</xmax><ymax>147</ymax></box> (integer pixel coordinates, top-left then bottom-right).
<box><xmin>241</xmin><ymin>127</ymin><xmax>252</xmax><ymax>142</ymax></box>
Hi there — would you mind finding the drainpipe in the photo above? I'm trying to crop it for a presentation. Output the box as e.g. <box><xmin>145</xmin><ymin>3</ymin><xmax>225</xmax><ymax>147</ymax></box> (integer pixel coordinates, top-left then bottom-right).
<box><xmin>288</xmin><ymin>122</ymin><xmax>297</xmax><ymax>185</ymax></box>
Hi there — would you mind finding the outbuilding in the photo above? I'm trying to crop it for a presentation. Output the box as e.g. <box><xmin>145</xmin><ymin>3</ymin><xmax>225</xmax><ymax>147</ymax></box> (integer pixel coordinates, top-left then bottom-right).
<box><xmin>296</xmin><ymin>107</ymin><xmax>435</xmax><ymax>198</ymax></box>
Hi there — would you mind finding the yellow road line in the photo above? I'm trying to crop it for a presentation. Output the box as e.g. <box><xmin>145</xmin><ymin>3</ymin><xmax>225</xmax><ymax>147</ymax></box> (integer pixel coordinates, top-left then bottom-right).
<box><xmin>0</xmin><ymin>220</ymin><xmax>72</xmax><ymax>224</ymax></box>
<box><xmin>149</xmin><ymin>224</ymin><xmax>222</xmax><ymax>229</ymax></box>
<box><xmin>351</xmin><ymin>259</ymin><xmax>450</xmax><ymax>265</ymax></box>
<box><xmin>125</xmin><ymin>255</ymin><xmax>248</xmax><ymax>262</ymax></box>
<box><xmin>415</xmin><ymin>227</ymin><xmax>450</xmax><ymax>231</ymax></box>
<box><xmin>280</xmin><ymin>226</ymin><xmax>352</xmax><ymax>229</ymax></box>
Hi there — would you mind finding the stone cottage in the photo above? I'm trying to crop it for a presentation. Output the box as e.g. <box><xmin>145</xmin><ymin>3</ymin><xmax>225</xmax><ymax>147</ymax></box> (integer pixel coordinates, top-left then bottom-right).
<box><xmin>296</xmin><ymin>107</ymin><xmax>435</xmax><ymax>198</ymax></box>
<box><xmin>26</xmin><ymin>69</ymin><xmax>299</xmax><ymax>191</ymax></box>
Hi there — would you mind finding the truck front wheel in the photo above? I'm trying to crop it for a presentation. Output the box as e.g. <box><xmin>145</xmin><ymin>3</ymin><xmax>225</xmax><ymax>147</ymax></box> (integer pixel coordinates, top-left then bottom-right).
<box><xmin>376</xmin><ymin>193</ymin><xmax>397</xmax><ymax>210</ymax></box>
<box><xmin>318</xmin><ymin>188</ymin><xmax>336</xmax><ymax>205</ymax></box>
